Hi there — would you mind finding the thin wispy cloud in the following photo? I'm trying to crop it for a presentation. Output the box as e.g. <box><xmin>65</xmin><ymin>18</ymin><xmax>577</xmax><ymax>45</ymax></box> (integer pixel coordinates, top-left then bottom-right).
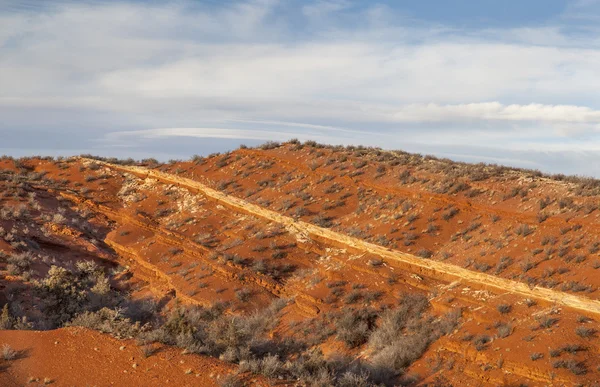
<box><xmin>2</xmin><ymin>0</ymin><xmax>600</xmax><ymax>175</ymax></box>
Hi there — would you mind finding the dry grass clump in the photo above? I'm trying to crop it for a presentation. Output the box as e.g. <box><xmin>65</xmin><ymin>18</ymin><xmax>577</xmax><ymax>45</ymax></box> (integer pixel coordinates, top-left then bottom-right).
<box><xmin>1</xmin><ymin>344</ymin><xmax>17</xmax><ymax>360</ymax></box>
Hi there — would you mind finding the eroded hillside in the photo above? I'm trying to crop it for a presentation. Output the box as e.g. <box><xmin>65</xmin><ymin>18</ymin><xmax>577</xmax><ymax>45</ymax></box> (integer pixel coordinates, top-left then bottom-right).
<box><xmin>2</xmin><ymin>140</ymin><xmax>600</xmax><ymax>386</ymax></box>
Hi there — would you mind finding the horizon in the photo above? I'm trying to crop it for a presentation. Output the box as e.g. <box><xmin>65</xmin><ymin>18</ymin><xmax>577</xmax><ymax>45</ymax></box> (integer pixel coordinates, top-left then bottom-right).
<box><xmin>8</xmin><ymin>138</ymin><xmax>600</xmax><ymax>182</ymax></box>
<box><xmin>2</xmin><ymin>0</ymin><xmax>600</xmax><ymax>175</ymax></box>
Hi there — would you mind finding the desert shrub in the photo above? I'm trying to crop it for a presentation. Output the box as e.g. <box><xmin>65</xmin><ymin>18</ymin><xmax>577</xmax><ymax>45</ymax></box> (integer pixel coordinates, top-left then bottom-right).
<box><xmin>327</xmin><ymin>281</ymin><xmax>347</xmax><ymax>288</ymax></box>
<box><xmin>404</xmin><ymin>233</ymin><xmax>418</xmax><ymax>246</ymax></box>
<box><xmin>474</xmin><ymin>261</ymin><xmax>491</xmax><ymax>272</ymax></box>
<box><xmin>279</xmin><ymin>199</ymin><xmax>295</xmax><ymax>211</ymax></box>
<box><xmin>33</xmin><ymin>263</ymin><xmax>120</xmax><ymax>328</ymax></box>
<box><xmin>344</xmin><ymin>291</ymin><xmax>363</xmax><ymax>305</ymax></box>
<box><xmin>235</xmin><ymin>288</ymin><xmax>252</xmax><ymax>303</ymax></box>
<box><xmin>561</xmin><ymin>343</ymin><xmax>586</xmax><ymax>354</ymax></box>
<box><xmin>271</xmin><ymin>251</ymin><xmax>287</xmax><ymax>259</ymax></box>
<box><xmin>368</xmin><ymin>294</ymin><xmax>460</xmax><ymax>377</ymax></box>
<box><xmin>140</xmin><ymin>344</ymin><xmax>156</xmax><ymax>358</ymax></box>
<box><xmin>497</xmin><ymin>304</ymin><xmax>512</xmax><ymax>314</ymax></box>
<box><xmin>353</xmin><ymin>160</ymin><xmax>367</xmax><ymax>169</ymax></box>
<box><xmin>416</xmin><ymin>249</ymin><xmax>433</xmax><ymax>258</ymax></box>
<box><xmin>260</xmin><ymin>141</ymin><xmax>280</xmax><ymax>150</ymax></box>
<box><xmin>141</xmin><ymin>299</ymin><xmax>286</xmax><ymax>362</ymax></box>
<box><xmin>520</xmin><ymin>260</ymin><xmax>535</xmax><ymax>273</ymax></box>
<box><xmin>576</xmin><ymin>326</ymin><xmax>596</xmax><ymax>338</ymax></box>
<box><xmin>52</xmin><ymin>213</ymin><xmax>67</xmax><ymax>224</ymax></box>
<box><xmin>370</xmin><ymin>332</ymin><xmax>435</xmax><ymax>375</ymax></box>
<box><xmin>368</xmin><ymin>294</ymin><xmax>428</xmax><ymax>350</ymax></box>
<box><xmin>541</xmin><ymin>235</ymin><xmax>557</xmax><ymax>246</ymax></box>
<box><xmin>473</xmin><ymin>335</ymin><xmax>491</xmax><ymax>351</ymax></box>
<box><xmin>535</xmin><ymin>316</ymin><xmax>559</xmax><ymax>329</ymax></box>
<box><xmin>426</xmin><ymin>223</ymin><xmax>439</xmax><ymax>234</ymax></box>
<box><xmin>7</xmin><ymin>252</ymin><xmax>33</xmax><ymax>276</ymax></box>
<box><xmin>34</xmin><ymin>266</ymin><xmax>89</xmax><ymax>327</ymax></box>
<box><xmin>524</xmin><ymin>299</ymin><xmax>537</xmax><ymax>307</ymax></box>
<box><xmin>494</xmin><ymin>256</ymin><xmax>513</xmax><ymax>275</ymax></box>
<box><xmin>312</xmin><ymin>215</ymin><xmax>333</xmax><ymax>228</ymax></box>
<box><xmin>363</xmin><ymin>291</ymin><xmax>383</xmax><ymax>303</ymax></box>
<box><xmin>496</xmin><ymin>323</ymin><xmax>512</xmax><ymax>338</ymax></box>
<box><xmin>515</xmin><ymin>224</ymin><xmax>534</xmax><ymax>237</ymax></box>
<box><xmin>576</xmin><ymin>315</ymin><xmax>591</xmax><ymax>323</ymax></box>
<box><xmin>553</xmin><ymin>359</ymin><xmax>587</xmax><ymax>375</ymax></box>
<box><xmin>337</xmin><ymin>371</ymin><xmax>371</xmax><ymax>387</ymax></box>
<box><xmin>0</xmin><ymin>305</ymin><xmax>13</xmax><ymax>330</ymax></box>
<box><xmin>1</xmin><ymin>344</ymin><xmax>16</xmax><ymax>360</ymax></box>
<box><xmin>549</xmin><ymin>348</ymin><xmax>562</xmax><ymax>357</ymax></box>
<box><xmin>195</xmin><ymin>233</ymin><xmax>219</xmax><ymax>248</ymax></box>
<box><xmin>406</xmin><ymin>213</ymin><xmax>419</xmax><ymax>223</ymax></box>
<box><xmin>530</xmin><ymin>352</ymin><xmax>543</xmax><ymax>361</ymax></box>
<box><xmin>155</xmin><ymin>208</ymin><xmax>172</xmax><ymax>218</ymax></box>
<box><xmin>335</xmin><ymin>308</ymin><xmax>378</xmax><ymax>348</ymax></box>
<box><xmin>539</xmin><ymin>196</ymin><xmax>552</xmax><ymax>210</ymax></box>
<box><xmin>68</xmin><ymin>308</ymin><xmax>141</xmax><ymax>339</ymax></box>
<box><xmin>561</xmin><ymin>281</ymin><xmax>594</xmax><ymax>293</ymax></box>
<box><xmin>537</xmin><ymin>212</ymin><xmax>549</xmax><ymax>223</ymax></box>
<box><xmin>367</xmin><ymin>259</ymin><xmax>383</xmax><ymax>267</ymax></box>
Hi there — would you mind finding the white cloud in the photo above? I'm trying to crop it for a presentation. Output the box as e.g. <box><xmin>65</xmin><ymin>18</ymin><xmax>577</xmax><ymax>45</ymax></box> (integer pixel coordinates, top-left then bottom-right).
<box><xmin>103</xmin><ymin>126</ymin><xmax>376</xmax><ymax>148</ymax></box>
<box><xmin>392</xmin><ymin>102</ymin><xmax>600</xmax><ymax>124</ymax></box>
<box><xmin>2</xmin><ymin>0</ymin><xmax>600</xmax><ymax>174</ymax></box>
<box><xmin>302</xmin><ymin>0</ymin><xmax>352</xmax><ymax>18</ymax></box>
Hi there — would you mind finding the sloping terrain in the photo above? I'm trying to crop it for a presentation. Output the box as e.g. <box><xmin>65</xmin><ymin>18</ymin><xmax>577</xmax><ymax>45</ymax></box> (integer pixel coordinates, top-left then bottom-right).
<box><xmin>2</xmin><ymin>141</ymin><xmax>600</xmax><ymax>385</ymax></box>
<box><xmin>92</xmin><ymin>158</ymin><xmax>600</xmax><ymax>316</ymax></box>
<box><xmin>0</xmin><ymin>327</ymin><xmax>247</xmax><ymax>387</ymax></box>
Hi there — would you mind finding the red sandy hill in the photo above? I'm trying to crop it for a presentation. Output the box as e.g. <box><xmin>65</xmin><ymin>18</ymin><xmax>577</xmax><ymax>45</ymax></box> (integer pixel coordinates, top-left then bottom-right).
<box><xmin>2</xmin><ymin>140</ymin><xmax>600</xmax><ymax>386</ymax></box>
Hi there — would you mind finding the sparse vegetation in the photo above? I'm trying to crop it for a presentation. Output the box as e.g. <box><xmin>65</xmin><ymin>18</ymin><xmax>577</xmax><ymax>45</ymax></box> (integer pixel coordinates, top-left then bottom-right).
<box><xmin>2</xmin><ymin>344</ymin><xmax>17</xmax><ymax>360</ymax></box>
<box><xmin>5</xmin><ymin>144</ymin><xmax>600</xmax><ymax>385</ymax></box>
<box><xmin>497</xmin><ymin>304</ymin><xmax>512</xmax><ymax>314</ymax></box>
<box><xmin>530</xmin><ymin>352</ymin><xmax>543</xmax><ymax>361</ymax></box>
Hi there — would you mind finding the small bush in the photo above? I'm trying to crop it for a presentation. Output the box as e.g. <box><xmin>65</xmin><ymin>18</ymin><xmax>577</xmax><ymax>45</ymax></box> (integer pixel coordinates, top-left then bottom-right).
<box><xmin>7</xmin><ymin>252</ymin><xmax>32</xmax><ymax>276</ymax></box>
<box><xmin>260</xmin><ymin>141</ymin><xmax>280</xmax><ymax>150</ymax></box>
<box><xmin>496</xmin><ymin>323</ymin><xmax>513</xmax><ymax>338</ymax></box>
<box><xmin>235</xmin><ymin>288</ymin><xmax>252</xmax><ymax>303</ymax></box>
<box><xmin>416</xmin><ymin>249</ymin><xmax>433</xmax><ymax>258</ymax></box>
<box><xmin>312</xmin><ymin>215</ymin><xmax>333</xmax><ymax>228</ymax></box>
<box><xmin>335</xmin><ymin>308</ymin><xmax>378</xmax><ymax>348</ymax></box>
<box><xmin>535</xmin><ymin>316</ymin><xmax>559</xmax><ymax>329</ymax></box>
<box><xmin>515</xmin><ymin>224</ymin><xmax>534</xmax><ymax>237</ymax></box>
<box><xmin>561</xmin><ymin>343</ymin><xmax>586</xmax><ymax>354</ymax></box>
<box><xmin>442</xmin><ymin>207</ymin><xmax>459</xmax><ymax>221</ymax></box>
<box><xmin>576</xmin><ymin>326</ymin><xmax>596</xmax><ymax>338</ymax></box>
<box><xmin>140</xmin><ymin>344</ymin><xmax>156</xmax><ymax>358</ymax></box>
<box><xmin>497</xmin><ymin>304</ymin><xmax>512</xmax><ymax>314</ymax></box>
<box><xmin>576</xmin><ymin>315</ymin><xmax>591</xmax><ymax>323</ymax></box>
<box><xmin>473</xmin><ymin>335</ymin><xmax>491</xmax><ymax>351</ymax></box>
<box><xmin>530</xmin><ymin>352</ymin><xmax>543</xmax><ymax>361</ymax></box>
<box><xmin>368</xmin><ymin>259</ymin><xmax>383</xmax><ymax>267</ymax></box>
<box><xmin>344</xmin><ymin>290</ymin><xmax>363</xmax><ymax>305</ymax></box>
<box><xmin>494</xmin><ymin>256</ymin><xmax>513</xmax><ymax>275</ymax></box>
<box><xmin>0</xmin><ymin>305</ymin><xmax>13</xmax><ymax>329</ymax></box>
<box><xmin>68</xmin><ymin>308</ymin><xmax>141</xmax><ymax>339</ymax></box>
<box><xmin>1</xmin><ymin>344</ymin><xmax>16</xmax><ymax>360</ymax></box>
<box><xmin>553</xmin><ymin>359</ymin><xmax>587</xmax><ymax>375</ymax></box>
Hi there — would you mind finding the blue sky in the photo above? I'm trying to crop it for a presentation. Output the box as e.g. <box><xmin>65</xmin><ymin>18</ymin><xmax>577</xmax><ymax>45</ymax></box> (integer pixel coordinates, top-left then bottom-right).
<box><xmin>2</xmin><ymin>0</ymin><xmax>600</xmax><ymax>175</ymax></box>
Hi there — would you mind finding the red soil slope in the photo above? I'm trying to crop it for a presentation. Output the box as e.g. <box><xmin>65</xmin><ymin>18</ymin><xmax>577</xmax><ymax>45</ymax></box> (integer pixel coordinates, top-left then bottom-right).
<box><xmin>3</xmin><ymin>142</ymin><xmax>600</xmax><ymax>385</ymax></box>
<box><xmin>0</xmin><ymin>327</ymin><xmax>256</xmax><ymax>387</ymax></box>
